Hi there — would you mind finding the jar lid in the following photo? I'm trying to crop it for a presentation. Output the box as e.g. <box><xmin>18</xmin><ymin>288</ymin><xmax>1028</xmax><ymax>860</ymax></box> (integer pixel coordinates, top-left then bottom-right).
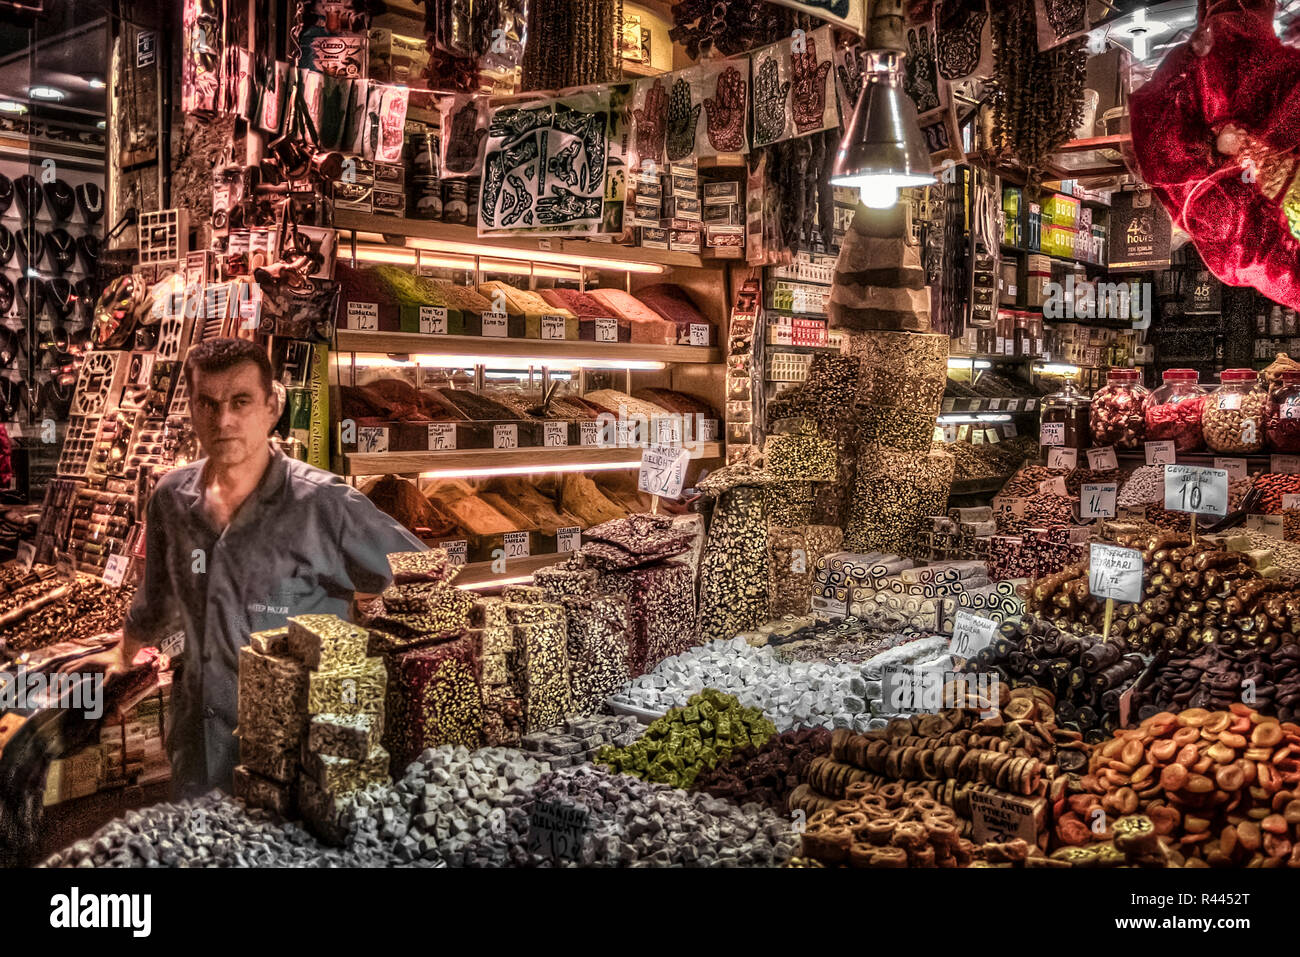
<box><xmin>1107</xmin><ymin>368</ymin><xmax>1140</xmax><ymax>381</ymax></box>
<box><xmin>1282</xmin><ymin>371</ymin><xmax>1300</xmax><ymax>383</ymax></box>
<box><xmin>1220</xmin><ymin>369</ymin><xmax>1258</xmax><ymax>382</ymax></box>
<box><xmin>1162</xmin><ymin>368</ymin><xmax>1199</xmax><ymax>382</ymax></box>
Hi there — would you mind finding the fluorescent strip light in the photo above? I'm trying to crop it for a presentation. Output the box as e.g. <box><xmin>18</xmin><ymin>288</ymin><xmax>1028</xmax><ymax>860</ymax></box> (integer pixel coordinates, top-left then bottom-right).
<box><xmin>406</xmin><ymin>237</ymin><xmax>668</xmax><ymax>275</ymax></box>
<box><xmin>1035</xmin><ymin>363</ymin><xmax>1080</xmax><ymax>375</ymax></box>
<box><xmin>457</xmin><ymin>575</ymin><xmax>535</xmax><ymax>590</ymax></box>
<box><xmin>937</xmin><ymin>414</ymin><xmax>1011</xmax><ymax>424</ymax></box>
<box><xmin>339</xmin><ymin>354</ymin><xmax>667</xmax><ymax>371</ymax></box>
<box><xmin>976</xmin><ymin>413</ymin><xmax>1012</xmax><ymax>423</ymax></box>
<box><xmin>350</xmin><ymin>244</ymin><xmax>582</xmax><ymax>280</ymax></box>
<box><xmin>947</xmin><ymin>357</ymin><xmax>992</xmax><ymax>370</ymax></box>
<box><xmin>416</xmin><ymin>461</ymin><xmax>641</xmax><ymax>480</ymax></box>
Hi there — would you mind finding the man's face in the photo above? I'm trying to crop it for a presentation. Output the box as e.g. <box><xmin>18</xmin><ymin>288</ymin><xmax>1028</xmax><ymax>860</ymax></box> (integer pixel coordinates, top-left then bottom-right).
<box><xmin>190</xmin><ymin>361</ymin><xmax>277</xmax><ymax>468</ymax></box>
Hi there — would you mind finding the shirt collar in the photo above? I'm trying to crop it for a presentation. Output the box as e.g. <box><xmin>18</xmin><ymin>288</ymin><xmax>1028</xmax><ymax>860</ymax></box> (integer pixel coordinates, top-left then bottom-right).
<box><xmin>182</xmin><ymin>441</ymin><xmax>290</xmax><ymax>533</ymax></box>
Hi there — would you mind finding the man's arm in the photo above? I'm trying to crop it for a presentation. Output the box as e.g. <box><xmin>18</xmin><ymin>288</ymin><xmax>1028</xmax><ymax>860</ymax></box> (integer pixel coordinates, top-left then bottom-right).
<box><xmin>334</xmin><ymin>484</ymin><xmax>427</xmax><ymax>594</ymax></box>
<box><xmin>118</xmin><ymin>492</ymin><xmax>180</xmax><ymax>669</ymax></box>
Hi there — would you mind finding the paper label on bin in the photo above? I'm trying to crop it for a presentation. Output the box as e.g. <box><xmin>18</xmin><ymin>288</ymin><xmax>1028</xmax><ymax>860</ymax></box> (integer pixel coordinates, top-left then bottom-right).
<box><xmin>427</xmin><ymin>423</ymin><xmax>456</xmax><ymax>450</ymax></box>
<box><xmin>482</xmin><ymin>312</ymin><xmax>508</xmax><ymax>336</ymax></box>
<box><xmin>557</xmin><ymin>527</ymin><xmax>581</xmax><ymax>553</ymax></box>
<box><xmin>638</xmin><ymin>445</ymin><xmax>690</xmax><ymax>499</ymax></box>
<box><xmin>1145</xmin><ymin>440</ymin><xmax>1175</xmax><ymax>465</ymax></box>
<box><xmin>1087</xmin><ymin>446</ymin><xmax>1118</xmax><ymax>471</ymax></box>
<box><xmin>358</xmin><ymin>426</ymin><xmax>388</xmax><ymax>453</ymax></box>
<box><xmin>541</xmin><ymin>316</ymin><xmax>566</xmax><ymax>340</ymax></box>
<box><xmin>1041</xmin><ymin>422</ymin><xmax>1065</xmax><ymax>447</ymax></box>
<box><xmin>103</xmin><ymin>554</ymin><xmax>129</xmax><ymax>588</ymax></box>
<box><xmin>543</xmin><ymin>422</ymin><xmax>568</xmax><ymax>447</ymax></box>
<box><xmin>493</xmin><ymin>424</ymin><xmax>519</xmax><ymax>449</ymax></box>
<box><xmin>1048</xmin><ymin>447</ymin><xmax>1076</xmax><ymax>469</ymax></box>
<box><xmin>346</xmin><ymin>301</ymin><xmax>378</xmax><ymax>331</ymax></box>
<box><xmin>1215</xmin><ymin>457</ymin><xmax>1247</xmax><ymax>480</ymax></box>
<box><xmin>443</xmin><ymin>541</ymin><xmax>468</xmax><ymax>566</ymax></box>
<box><xmin>1164</xmin><ymin>464</ymin><xmax>1228</xmax><ymax>516</ymax></box>
<box><xmin>419</xmin><ymin>305</ymin><xmax>448</xmax><ymax>335</ymax></box>
<box><xmin>1081</xmin><ymin>483</ymin><xmax>1117</xmax><ymax>519</ymax></box>
<box><xmin>504</xmin><ymin>531</ymin><xmax>529</xmax><ymax>558</ymax></box>
<box><xmin>595</xmin><ymin>318</ymin><xmax>618</xmax><ymax>342</ymax></box>
<box><xmin>1089</xmin><ymin>542</ymin><xmax>1143</xmax><ymax>604</ymax></box>
<box><xmin>949</xmin><ymin>611</ymin><xmax>998</xmax><ymax>659</ymax></box>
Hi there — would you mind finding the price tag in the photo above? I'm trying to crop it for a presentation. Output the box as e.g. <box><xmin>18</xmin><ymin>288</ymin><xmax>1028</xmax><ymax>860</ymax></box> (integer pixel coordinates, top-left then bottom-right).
<box><xmin>543</xmin><ymin>422</ymin><xmax>568</xmax><ymax>447</ymax></box>
<box><xmin>988</xmin><ymin>398</ymin><xmax>1003</xmax><ymax>410</ymax></box>
<box><xmin>1283</xmin><ymin>396</ymin><xmax>1300</xmax><ymax>420</ymax></box>
<box><xmin>957</xmin><ymin>424</ymin><xmax>971</xmax><ymax>442</ymax></box>
<box><xmin>655</xmin><ymin>417</ymin><xmax>682</xmax><ymax>445</ymax></box>
<box><xmin>541</xmin><ymin>316</ymin><xmax>566</xmax><ymax>340</ymax></box>
<box><xmin>1081</xmin><ymin>482</ymin><xmax>1118</xmax><ymax>519</ymax></box>
<box><xmin>698</xmin><ymin>419</ymin><xmax>719</xmax><ymax>442</ymax></box>
<box><xmin>1006</xmin><ymin>399</ymin><xmax>1021</xmax><ymax>411</ymax></box>
<box><xmin>949</xmin><ymin>610</ymin><xmax>998</xmax><ymax>659</ymax></box>
<box><xmin>557</xmin><ymin>526</ymin><xmax>581</xmax><ymax>553</ymax></box>
<box><xmin>969</xmin><ymin>790</ymin><xmax>1040</xmax><ymax>845</ymax></box>
<box><xmin>55</xmin><ymin>550</ymin><xmax>76</xmax><ymax>578</ymax></box>
<box><xmin>482</xmin><ymin>312</ymin><xmax>509</xmax><ymax>337</ymax></box>
<box><xmin>942</xmin><ymin>397</ymin><xmax>956</xmax><ymax>413</ymax></box>
<box><xmin>1047</xmin><ymin>447</ymin><xmax>1077</xmax><ymax>469</ymax></box>
<box><xmin>987</xmin><ymin>428</ymin><xmax>1001</xmax><ymax>444</ymax></box>
<box><xmin>16</xmin><ymin>541</ymin><xmax>35</xmax><ymax>573</ymax></box>
<box><xmin>158</xmin><ymin>631</ymin><xmax>185</xmax><ymax>657</ymax></box>
<box><xmin>346</xmin><ymin>301</ymin><xmax>379</xmax><ymax>331</ymax></box>
<box><xmin>1087</xmin><ymin>446</ymin><xmax>1118</xmax><ymax>471</ymax></box>
<box><xmin>443</xmin><ymin>540</ymin><xmax>468</xmax><ymax>566</ymax></box>
<box><xmin>971</xmin><ymin>429</ymin><xmax>985</xmax><ymax>445</ymax></box>
<box><xmin>688</xmin><ymin>323</ymin><xmax>710</xmax><ymax>346</ymax></box>
<box><xmin>427</xmin><ymin>423</ymin><xmax>457</xmax><ymax>450</ymax></box>
<box><xmin>579</xmin><ymin>421</ymin><xmax>601</xmax><ymax>446</ymax></box>
<box><xmin>1068</xmin><ymin>525</ymin><xmax>1092</xmax><ymax>545</ymax></box>
<box><xmin>1217</xmin><ymin>393</ymin><xmax>1243</xmax><ymax>411</ymax></box>
<box><xmin>880</xmin><ymin>664</ymin><xmax>946</xmax><ymax>715</ymax></box>
<box><xmin>1088</xmin><ymin>542</ymin><xmax>1144</xmax><ymax>604</ymax></box>
<box><xmin>595</xmin><ymin>318</ymin><xmax>618</xmax><ymax>343</ymax></box>
<box><xmin>1164</xmin><ymin>464</ymin><xmax>1229</xmax><ymax>516</ymax></box>
<box><xmin>1005</xmin><ymin>422</ymin><xmax>1018</xmax><ymax>438</ymax></box>
<box><xmin>493</xmin><ymin>424</ymin><xmax>519</xmax><ymax>449</ymax></box>
<box><xmin>504</xmin><ymin>531</ymin><xmax>530</xmax><ymax>559</ymax></box>
<box><xmin>638</xmin><ymin>445</ymin><xmax>691</xmax><ymax>499</ymax></box>
<box><xmin>1215</xmin><ymin>457</ymin><xmax>1248</xmax><ymax>480</ymax></box>
<box><xmin>1039</xmin><ymin>476</ymin><xmax>1068</xmax><ymax>496</ymax></box>
<box><xmin>527</xmin><ymin>800</ymin><xmax>591</xmax><ymax>862</ymax></box>
<box><xmin>1272</xmin><ymin>455</ymin><xmax>1300</xmax><ymax>474</ymax></box>
<box><xmin>1041</xmin><ymin>422</ymin><xmax>1065</xmax><ymax>446</ymax></box>
<box><xmin>418</xmin><ymin>305</ymin><xmax>448</xmax><ymax>335</ymax></box>
<box><xmin>358</xmin><ymin>426</ymin><xmax>389</xmax><ymax>453</ymax></box>
<box><xmin>996</xmin><ymin>497</ymin><xmax>1028</xmax><ymax>517</ymax></box>
<box><xmin>1145</xmin><ymin>440</ymin><xmax>1175</xmax><ymax>465</ymax></box>
<box><xmin>1284</xmin><ymin>494</ymin><xmax>1300</xmax><ymax>510</ymax></box>
<box><xmin>102</xmin><ymin>554</ymin><xmax>129</xmax><ymax>588</ymax></box>
<box><xmin>1118</xmin><ymin>681</ymin><xmax>1137</xmax><ymax>727</ymax></box>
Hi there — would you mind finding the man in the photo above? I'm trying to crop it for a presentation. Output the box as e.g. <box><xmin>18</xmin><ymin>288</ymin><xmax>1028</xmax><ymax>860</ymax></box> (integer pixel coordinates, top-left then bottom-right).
<box><xmin>113</xmin><ymin>338</ymin><xmax>423</xmax><ymax>797</ymax></box>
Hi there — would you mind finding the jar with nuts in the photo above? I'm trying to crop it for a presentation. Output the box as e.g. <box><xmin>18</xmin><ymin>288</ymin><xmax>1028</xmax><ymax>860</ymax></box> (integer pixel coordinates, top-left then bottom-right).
<box><xmin>1265</xmin><ymin>370</ymin><xmax>1300</xmax><ymax>452</ymax></box>
<box><xmin>1089</xmin><ymin>367</ymin><xmax>1149</xmax><ymax>449</ymax></box>
<box><xmin>1143</xmin><ymin>368</ymin><xmax>1206</xmax><ymax>452</ymax></box>
<box><xmin>1203</xmin><ymin>368</ymin><xmax>1265</xmax><ymax>453</ymax></box>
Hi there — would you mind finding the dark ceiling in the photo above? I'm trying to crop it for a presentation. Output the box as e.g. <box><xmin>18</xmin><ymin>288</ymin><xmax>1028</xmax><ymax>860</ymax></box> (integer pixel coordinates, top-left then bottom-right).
<box><xmin>0</xmin><ymin>0</ymin><xmax>107</xmax><ymax>125</ymax></box>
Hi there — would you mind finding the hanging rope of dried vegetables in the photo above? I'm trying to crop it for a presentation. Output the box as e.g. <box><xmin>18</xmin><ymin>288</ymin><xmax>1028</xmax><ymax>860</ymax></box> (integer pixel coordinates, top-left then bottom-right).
<box><xmin>988</xmin><ymin>0</ymin><xmax>1087</xmax><ymax>180</ymax></box>
<box><xmin>522</xmin><ymin>0</ymin><xmax>619</xmax><ymax>90</ymax></box>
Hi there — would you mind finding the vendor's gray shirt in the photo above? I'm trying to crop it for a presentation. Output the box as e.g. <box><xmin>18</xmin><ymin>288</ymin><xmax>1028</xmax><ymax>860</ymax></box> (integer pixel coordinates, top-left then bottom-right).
<box><xmin>124</xmin><ymin>444</ymin><xmax>423</xmax><ymax>795</ymax></box>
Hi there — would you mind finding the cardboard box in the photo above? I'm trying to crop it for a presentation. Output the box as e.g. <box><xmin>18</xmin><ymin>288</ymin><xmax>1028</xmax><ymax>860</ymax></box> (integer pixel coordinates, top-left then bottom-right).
<box><xmin>372</xmin><ymin>188</ymin><xmax>406</xmax><ymax>216</ymax></box>
<box><xmin>702</xmin><ymin>181</ymin><xmax>740</xmax><ymax>204</ymax></box>
<box><xmin>638</xmin><ymin>226</ymin><xmax>669</xmax><ymax>250</ymax></box>
<box><xmin>669</xmin><ymin>229</ymin><xmax>701</xmax><ymax>254</ymax></box>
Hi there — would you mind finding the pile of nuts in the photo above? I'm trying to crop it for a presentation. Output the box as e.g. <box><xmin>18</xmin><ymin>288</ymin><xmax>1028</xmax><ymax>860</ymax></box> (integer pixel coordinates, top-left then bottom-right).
<box><xmin>1202</xmin><ymin>390</ymin><xmax>1267</xmax><ymax>453</ymax></box>
<box><xmin>1251</xmin><ymin>472</ymin><xmax>1300</xmax><ymax>513</ymax></box>
<box><xmin>690</xmin><ymin>727</ymin><xmax>831</xmax><ymax>812</ymax></box>
<box><xmin>1117</xmin><ymin>466</ymin><xmax>1166</xmax><ymax>508</ymax></box>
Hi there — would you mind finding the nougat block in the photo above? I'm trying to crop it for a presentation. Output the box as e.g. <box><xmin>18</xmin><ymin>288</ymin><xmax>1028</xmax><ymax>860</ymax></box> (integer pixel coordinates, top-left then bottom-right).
<box><xmin>297</xmin><ymin>775</ymin><xmax>353</xmax><ymax>846</ymax></box>
<box><xmin>501</xmin><ymin>584</ymin><xmax>546</xmax><ymax>604</ymax></box>
<box><xmin>308</xmin><ymin>712</ymin><xmax>383</xmax><ymax>760</ymax></box>
<box><xmin>233</xmin><ymin>765</ymin><xmax>294</xmax><ymax>817</ymax></box>
<box><xmin>236</xmin><ymin>646</ymin><xmax>309</xmax><ymax>745</ymax></box>
<box><xmin>249</xmin><ymin>627</ymin><xmax>288</xmax><ymax>656</ymax></box>
<box><xmin>286</xmin><ymin>614</ymin><xmax>371</xmax><ymax>670</ymax></box>
<box><xmin>387</xmin><ymin>549</ymin><xmax>456</xmax><ymax>585</ymax></box>
<box><xmin>306</xmin><ymin>657</ymin><xmax>387</xmax><ymax>715</ymax></box>
<box><xmin>238</xmin><ymin>737</ymin><xmax>300</xmax><ymax>784</ymax></box>
<box><xmin>301</xmin><ymin>744</ymin><xmax>390</xmax><ymax>792</ymax></box>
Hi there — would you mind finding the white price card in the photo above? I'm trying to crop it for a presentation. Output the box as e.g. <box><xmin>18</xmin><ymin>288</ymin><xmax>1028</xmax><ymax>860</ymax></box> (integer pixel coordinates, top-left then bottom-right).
<box><xmin>347</xmin><ymin>301</ymin><xmax>379</xmax><ymax>331</ymax></box>
<box><xmin>1005</xmin><ymin>422</ymin><xmax>1018</xmax><ymax>438</ymax></box>
<box><xmin>579</xmin><ymin>420</ymin><xmax>601</xmax><ymax>446</ymax></box>
<box><xmin>655</xmin><ymin>417</ymin><xmax>682</xmax><ymax>445</ymax></box>
<box><xmin>969</xmin><ymin>790</ymin><xmax>1040</xmax><ymax>845</ymax></box>
<box><xmin>493</xmin><ymin>424</ymin><xmax>519</xmax><ymax>449</ymax></box>
<box><xmin>159</xmin><ymin>631</ymin><xmax>186</xmax><ymax>658</ymax></box>
<box><xmin>1040</xmin><ymin>476</ymin><xmax>1068</xmax><ymax>496</ymax></box>
<box><xmin>1087</xmin><ymin>446</ymin><xmax>1118</xmax><ymax>471</ymax></box>
<box><xmin>880</xmin><ymin>664</ymin><xmax>946</xmax><ymax>715</ymax></box>
<box><xmin>427</xmin><ymin>423</ymin><xmax>456</xmax><ymax>450</ymax></box>
<box><xmin>699</xmin><ymin>419</ymin><xmax>720</xmax><ymax>442</ymax></box>
<box><xmin>1047</xmin><ymin>447</ymin><xmax>1077</xmax><ymax>469</ymax></box>
<box><xmin>482</xmin><ymin>312</ymin><xmax>509</xmax><ymax>337</ymax></box>
<box><xmin>418</xmin><ymin>305</ymin><xmax>448</xmax><ymax>335</ymax></box>
<box><xmin>1164</xmin><ymin>464</ymin><xmax>1229</xmax><ymax>516</ymax></box>
<box><xmin>1089</xmin><ymin>542</ymin><xmax>1144</xmax><ymax>604</ymax></box>
<box><xmin>1214</xmin><ymin>457</ymin><xmax>1247</xmax><ymax>480</ymax></box>
<box><xmin>949</xmin><ymin>610</ymin><xmax>999</xmax><ymax>659</ymax></box>
<box><xmin>528</xmin><ymin>800</ymin><xmax>591</xmax><ymax>862</ymax></box>
<box><xmin>557</xmin><ymin>526</ymin><xmax>581</xmax><ymax>553</ymax></box>
<box><xmin>1272</xmin><ymin>455</ymin><xmax>1300</xmax><ymax>474</ymax></box>
<box><xmin>688</xmin><ymin>323</ymin><xmax>710</xmax><ymax>346</ymax></box>
<box><xmin>358</xmin><ymin>426</ymin><xmax>389</xmax><ymax>453</ymax></box>
<box><xmin>102</xmin><ymin>554</ymin><xmax>129</xmax><ymax>588</ymax></box>
<box><xmin>972</xmin><ymin>430</ymin><xmax>985</xmax><ymax>445</ymax></box>
<box><xmin>988</xmin><ymin>398</ymin><xmax>1003</xmax><ymax>410</ymax></box>
<box><xmin>541</xmin><ymin>316</ymin><xmax>566</xmax><ymax>340</ymax></box>
<box><xmin>595</xmin><ymin>318</ymin><xmax>618</xmax><ymax>343</ymax></box>
<box><xmin>1081</xmin><ymin>482</ymin><xmax>1118</xmax><ymax>519</ymax></box>
<box><xmin>1041</xmin><ymin>422</ymin><xmax>1065</xmax><ymax>446</ymax></box>
<box><xmin>638</xmin><ymin>444</ymin><xmax>691</xmax><ymax>499</ymax></box>
<box><xmin>543</xmin><ymin>422</ymin><xmax>568</xmax><ymax>447</ymax></box>
<box><xmin>1283</xmin><ymin>396</ymin><xmax>1300</xmax><ymax>420</ymax></box>
<box><xmin>1145</xmin><ymin>440</ymin><xmax>1176</xmax><ymax>465</ymax></box>
<box><xmin>504</xmin><ymin>531</ymin><xmax>530</xmax><ymax>559</ymax></box>
<box><xmin>1284</xmin><ymin>494</ymin><xmax>1300</xmax><ymax>510</ymax></box>
<box><xmin>443</xmin><ymin>540</ymin><xmax>468</xmax><ymax>566</ymax></box>
<box><xmin>15</xmin><ymin>541</ymin><xmax>35</xmax><ymax>573</ymax></box>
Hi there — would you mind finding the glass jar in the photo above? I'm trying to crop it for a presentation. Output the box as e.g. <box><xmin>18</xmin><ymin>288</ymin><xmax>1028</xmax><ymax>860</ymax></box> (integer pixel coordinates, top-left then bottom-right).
<box><xmin>1144</xmin><ymin>369</ymin><xmax>1207</xmax><ymax>453</ymax></box>
<box><xmin>1203</xmin><ymin>369</ymin><xmax>1265</xmax><ymax>453</ymax></box>
<box><xmin>1266</xmin><ymin>371</ymin><xmax>1300</xmax><ymax>452</ymax></box>
<box><xmin>1040</xmin><ymin>378</ymin><xmax>1092</xmax><ymax>451</ymax></box>
<box><xmin>1089</xmin><ymin>367</ymin><xmax>1149</xmax><ymax>449</ymax></box>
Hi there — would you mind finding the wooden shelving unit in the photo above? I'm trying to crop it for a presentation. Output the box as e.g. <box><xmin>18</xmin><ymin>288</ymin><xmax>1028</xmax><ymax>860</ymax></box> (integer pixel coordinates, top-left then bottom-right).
<box><xmin>335</xmin><ymin>329</ymin><xmax>720</xmax><ymax>364</ymax></box>
<box><xmin>344</xmin><ymin>442</ymin><xmax>723</xmax><ymax>476</ymax></box>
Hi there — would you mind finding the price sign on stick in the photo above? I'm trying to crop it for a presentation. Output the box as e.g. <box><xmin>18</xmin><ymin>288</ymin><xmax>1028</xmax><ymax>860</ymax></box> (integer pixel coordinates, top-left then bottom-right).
<box><xmin>1145</xmin><ymin>440</ymin><xmax>1175</xmax><ymax>466</ymax></box>
<box><xmin>1087</xmin><ymin>446</ymin><xmax>1118</xmax><ymax>471</ymax></box>
<box><xmin>1164</xmin><ymin>465</ymin><xmax>1228</xmax><ymax>517</ymax></box>
<box><xmin>1081</xmin><ymin>483</ymin><xmax>1117</xmax><ymax>519</ymax></box>
<box><xmin>949</xmin><ymin>611</ymin><xmax>998</xmax><ymax>659</ymax></box>
<box><xmin>1089</xmin><ymin>543</ymin><xmax>1144</xmax><ymax>604</ymax></box>
<box><xmin>1047</xmin><ymin>447</ymin><xmax>1077</xmax><ymax>469</ymax></box>
<box><xmin>638</xmin><ymin>445</ymin><xmax>691</xmax><ymax>499</ymax></box>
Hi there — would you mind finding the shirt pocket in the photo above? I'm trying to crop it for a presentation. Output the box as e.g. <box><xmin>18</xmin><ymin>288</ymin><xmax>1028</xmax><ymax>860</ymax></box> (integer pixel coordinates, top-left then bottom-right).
<box><xmin>245</xmin><ymin>573</ymin><xmax>318</xmax><ymax>632</ymax></box>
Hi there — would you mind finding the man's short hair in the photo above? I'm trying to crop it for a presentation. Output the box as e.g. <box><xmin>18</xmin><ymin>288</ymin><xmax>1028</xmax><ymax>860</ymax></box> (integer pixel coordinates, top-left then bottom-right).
<box><xmin>184</xmin><ymin>338</ymin><xmax>273</xmax><ymax>396</ymax></box>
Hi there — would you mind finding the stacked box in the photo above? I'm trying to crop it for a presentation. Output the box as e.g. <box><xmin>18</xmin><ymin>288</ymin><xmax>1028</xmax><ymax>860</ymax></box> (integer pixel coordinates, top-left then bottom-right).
<box><xmin>232</xmin><ymin>765</ymin><xmax>293</xmax><ymax>817</ymax></box>
<box><xmin>308</xmin><ymin>712</ymin><xmax>383</xmax><ymax>761</ymax></box>
<box><xmin>305</xmin><ymin>657</ymin><xmax>387</xmax><ymax>715</ymax></box>
<box><xmin>234</xmin><ymin>634</ymin><xmax>309</xmax><ymax>816</ymax></box>
<box><xmin>300</xmin><ymin>746</ymin><xmax>390</xmax><ymax>793</ymax></box>
<box><xmin>597</xmin><ymin>559</ymin><xmax>697</xmax><ymax>676</ymax></box>
<box><xmin>286</xmin><ymin>614</ymin><xmax>371</xmax><ymax>670</ymax></box>
<box><xmin>559</xmin><ymin>593</ymin><xmax>631</xmax><ymax>714</ymax></box>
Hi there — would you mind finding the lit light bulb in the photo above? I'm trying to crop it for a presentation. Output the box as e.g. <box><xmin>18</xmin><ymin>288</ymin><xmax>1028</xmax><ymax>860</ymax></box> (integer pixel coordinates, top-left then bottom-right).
<box><xmin>858</xmin><ymin>180</ymin><xmax>900</xmax><ymax>209</ymax></box>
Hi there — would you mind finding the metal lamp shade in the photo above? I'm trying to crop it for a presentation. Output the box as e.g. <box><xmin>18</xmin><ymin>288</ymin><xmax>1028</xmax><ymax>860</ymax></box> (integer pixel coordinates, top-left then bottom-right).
<box><xmin>831</xmin><ymin>51</ymin><xmax>935</xmax><ymax>191</ymax></box>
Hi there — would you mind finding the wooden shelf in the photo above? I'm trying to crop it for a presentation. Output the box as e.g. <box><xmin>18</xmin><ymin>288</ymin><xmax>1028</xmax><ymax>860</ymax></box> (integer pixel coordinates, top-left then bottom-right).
<box><xmin>344</xmin><ymin>442</ymin><xmax>724</xmax><ymax>476</ymax></box>
<box><xmin>621</xmin><ymin>60</ymin><xmax>665</xmax><ymax>79</ymax></box>
<box><xmin>453</xmin><ymin>552</ymin><xmax>566</xmax><ymax>589</ymax></box>
<box><xmin>334</xmin><ymin>329</ymin><xmax>721</xmax><ymax>363</ymax></box>
<box><xmin>332</xmin><ymin>210</ymin><xmax>715</xmax><ymax>270</ymax></box>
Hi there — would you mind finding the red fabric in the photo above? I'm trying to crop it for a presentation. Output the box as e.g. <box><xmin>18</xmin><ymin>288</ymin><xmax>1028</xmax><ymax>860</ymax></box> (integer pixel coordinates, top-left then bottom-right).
<box><xmin>1130</xmin><ymin>0</ymin><xmax>1300</xmax><ymax>308</ymax></box>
